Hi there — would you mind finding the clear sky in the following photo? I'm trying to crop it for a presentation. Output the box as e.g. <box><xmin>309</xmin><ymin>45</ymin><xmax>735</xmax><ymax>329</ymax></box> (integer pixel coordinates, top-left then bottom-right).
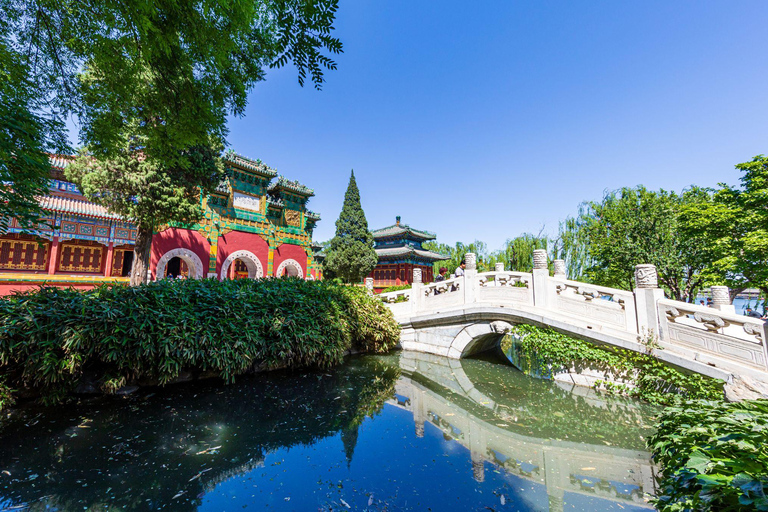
<box><xmin>225</xmin><ymin>1</ymin><xmax>768</xmax><ymax>250</ymax></box>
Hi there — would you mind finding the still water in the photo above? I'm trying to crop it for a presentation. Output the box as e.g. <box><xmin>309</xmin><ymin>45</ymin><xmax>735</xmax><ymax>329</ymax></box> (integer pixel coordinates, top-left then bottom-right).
<box><xmin>0</xmin><ymin>353</ymin><xmax>658</xmax><ymax>511</ymax></box>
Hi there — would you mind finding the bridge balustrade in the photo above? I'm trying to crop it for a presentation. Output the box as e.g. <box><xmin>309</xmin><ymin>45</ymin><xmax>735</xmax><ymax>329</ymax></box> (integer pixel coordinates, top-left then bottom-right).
<box><xmin>378</xmin><ymin>251</ymin><xmax>768</xmax><ymax>382</ymax></box>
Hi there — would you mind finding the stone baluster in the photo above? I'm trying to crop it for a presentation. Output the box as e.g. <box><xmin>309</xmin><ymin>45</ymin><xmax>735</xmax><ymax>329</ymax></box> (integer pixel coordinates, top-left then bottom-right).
<box><xmin>463</xmin><ymin>253</ymin><xmax>477</xmax><ymax>305</ymax></box>
<box><xmin>412</xmin><ymin>267</ymin><xmax>423</xmax><ymax>314</ymax></box>
<box><xmin>633</xmin><ymin>264</ymin><xmax>664</xmax><ymax>340</ymax></box>
<box><xmin>365</xmin><ymin>277</ymin><xmax>374</xmax><ymax>295</ymax></box>
<box><xmin>711</xmin><ymin>285</ymin><xmax>735</xmax><ymax>314</ymax></box>
<box><xmin>494</xmin><ymin>262</ymin><xmax>504</xmax><ymax>286</ymax></box>
<box><xmin>553</xmin><ymin>259</ymin><xmax>567</xmax><ymax>278</ymax></box>
<box><xmin>532</xmin><ymin>249</ymin><xmax>549</xmax><ymax>307</ymax></box>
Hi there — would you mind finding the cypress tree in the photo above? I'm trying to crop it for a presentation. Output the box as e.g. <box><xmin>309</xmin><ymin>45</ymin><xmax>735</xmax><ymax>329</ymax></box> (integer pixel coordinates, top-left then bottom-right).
<box><xmin>324</xmin><ymin>170</ymin><xmax>377</xmax><ymax>283</ymax></box>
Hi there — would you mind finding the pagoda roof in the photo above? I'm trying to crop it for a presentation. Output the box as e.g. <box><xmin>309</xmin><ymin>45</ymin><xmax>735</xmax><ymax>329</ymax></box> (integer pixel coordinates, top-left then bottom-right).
<box><xmin>305</xmin><ymin>209</ymin><xmax>321</xmax><ymax>221</ymax></box>
<box><xmin>371</xmin><ymin>222</ymin><xmax>436</xmax><ymax>241</ymax></box>
<box><xmin>223</xmin><ymin>151</ymin><xmax>278</xmax><ymax>178</ymax></box>
<box><xmin>49</xmin><ymin>154</ymin><xmax>74</xmax><ymax>170</ymax></box>
<box><xmin>40</xmin><ymin>194</ymin><xmax>123</xmax><ymax>221</ymax></box>
<box><xmin>375</xmin><ymin>246</ymin><xmax>447</xmax><ymax>262</ymax></box>
<box><xmin>268</xmin><ymin>176</ymin><xmax>314</xmax><ymax>197</ymax></box>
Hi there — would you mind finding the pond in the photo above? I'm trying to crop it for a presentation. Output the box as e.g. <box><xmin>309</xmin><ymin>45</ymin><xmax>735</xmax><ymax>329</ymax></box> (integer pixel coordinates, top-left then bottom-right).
<box><xmin>0</xmin><ymin>352</ymin><xmax>658</xmax><ymax>511</ymax></box>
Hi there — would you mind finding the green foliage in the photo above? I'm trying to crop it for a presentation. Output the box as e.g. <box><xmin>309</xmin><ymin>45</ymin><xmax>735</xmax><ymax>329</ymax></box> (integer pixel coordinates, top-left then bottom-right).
<box><xmin>0</xmin><ymin>38</ymin><xmax>69</xmax><ymax>232</ymax></box>
<box><xmin>648</xmin><ymin>400</ymin><xmax>768</xmax><ymax>511</ymax></box>
<box><xmin>0</xmin><ymin>278</ymin><xmax>399</xmax><ymax>409</ymax></box>
<box><xmin>0</xmin><ymin>376</ymin><xmax>14</xmax><ymax>410</ymax></box>
<box><xmin>66</xmin><ymin>144</ymin><xmax>224</xmax><ymax>284</ymax></box>
<box><xmin>324</xmin><ymin>170</ymin><xmax>377</xmax><ymax>283</ymax></box>
<box><xmin>681</xmin><ymin>155</ymin><xmax>768</xmax><ymax>298</ymax></box>
<box><xmin>506</xmin><ymin>325</ymin><xmax>723</xmax><ymax>406</ymax></box>
<box><xmin>556</xmin><ymin>186</ymin><xmax>713</xmax><ymax>301</ymax></box>
<box><xmin>338</xmin><ymin>286</ymin><xmax>400</xmax><ymax>354</ymax></box>
<box><xmin>2</xmin><ymin>0</ymin><xmax>341</xmax><ymax>256</ymax></box>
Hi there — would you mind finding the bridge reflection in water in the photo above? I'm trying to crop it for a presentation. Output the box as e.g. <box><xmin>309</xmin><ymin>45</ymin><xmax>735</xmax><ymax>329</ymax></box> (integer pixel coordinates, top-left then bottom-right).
<box><xmin>392</xmin><ymin>351</ymin><xmax>657</xmax><ymax>511</ymax></box>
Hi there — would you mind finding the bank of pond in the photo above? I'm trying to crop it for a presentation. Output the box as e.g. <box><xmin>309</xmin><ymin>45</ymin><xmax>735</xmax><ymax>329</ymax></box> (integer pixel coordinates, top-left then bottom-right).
<box><xmin>0</xmin><ymin>280</ymin><xmax>766</xmax><ymax>510</ymax></box>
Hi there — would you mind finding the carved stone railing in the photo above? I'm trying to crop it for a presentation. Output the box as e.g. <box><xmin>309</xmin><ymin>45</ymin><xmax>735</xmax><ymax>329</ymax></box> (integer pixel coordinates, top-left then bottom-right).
<box><xmin>423</xmin><ymin>276</ymin><xmax>462</xmax><ymax>297</ymax></box>
<box><xmin>550</xmin><ymin>278</ymin><xmax>638</xmax><ymax>333</ymax></box>
<box><xmin>658</xmin><ymin>298</ymin><xmax>768</xmax><ymax>371</ymax></box>
<box><xmin>379</xmin><ymin>288</ymin><xmax>411</xmax><ymax>303</ymax></box>
<box><xmin>476</xmin><ymin>271</ymin><xmax>533</xmax><ymax>307</ymax></box>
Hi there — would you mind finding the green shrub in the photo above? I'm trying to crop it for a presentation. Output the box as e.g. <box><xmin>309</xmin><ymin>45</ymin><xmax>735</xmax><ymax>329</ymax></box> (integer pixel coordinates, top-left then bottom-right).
<box><xmin>507</xmin><ymin>324</ymin><xmax>723</xmax><ymax>406</ymax></box>
<box><xmin>0</xmin><ymin>278</ymin><xmax>400</xmax><ymax>408</ymax></box>
<box><xmin>649</xmin><ymin>400</ymin><xmax>768</xmax><ymax>511</ymax></box>
<box><xmin>339</xmin><ymin>286</ymin><xmax>400</xmax><ymax>354</ymax></box>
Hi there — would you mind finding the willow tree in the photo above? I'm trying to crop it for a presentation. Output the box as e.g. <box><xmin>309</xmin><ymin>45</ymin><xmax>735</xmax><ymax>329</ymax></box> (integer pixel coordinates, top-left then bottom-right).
<box><xmin>324</xmin><ymin>171</ymin><xmax>377</xmax><ymax>283</ymax></box>
<box><xmin>2</xmin><ymin>0</ymin><xmax>342</xmax><ymax>284</ymax></box>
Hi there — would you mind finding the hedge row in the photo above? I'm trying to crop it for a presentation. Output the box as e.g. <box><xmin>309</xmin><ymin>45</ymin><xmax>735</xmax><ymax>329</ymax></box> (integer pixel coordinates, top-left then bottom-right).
<box><xmin>0</xmin><ymin>278</ymin><xmax>400</xmax><ymax>407</ymax></box>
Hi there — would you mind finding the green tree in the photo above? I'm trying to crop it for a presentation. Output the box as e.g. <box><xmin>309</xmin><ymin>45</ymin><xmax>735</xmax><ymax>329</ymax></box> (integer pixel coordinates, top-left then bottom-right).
<box><xmin>500</xmin><ymin>232</ymin><xmax>549</xmax><ymax>273</ymax></box>
<box><xmin>681</xmin><ymin>155</ymin><xmax>768</xmax><ymax>298</ymax></box>
<box><xmin>67</xmin><ymin>144</ymin><xmax>221</xmax><ymax>285</ymax></box>
<box><xmin>324</xmin><ymin>171</ymin><xmax>377</xmax><ymax>283</ymax></box>
<box><xmin>565</xmin><ymin>186</ymin><xmax>711</xmax><ymax>301</ymax></box>
<box><xmin>2</xmin><ymin>0</ymin><xmax>342</xmax><ymax>280</ymax></box>
<box><xmin>0</xmin><ymin>36</ymin><xmax>68</xmax><ymax>231</ymax></box>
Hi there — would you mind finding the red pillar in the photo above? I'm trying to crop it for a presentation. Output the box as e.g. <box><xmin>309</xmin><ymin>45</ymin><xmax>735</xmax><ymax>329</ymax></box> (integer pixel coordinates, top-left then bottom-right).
<box><xmin>47</xmin><ymin>237</ymin><xmax>59</xmax><ymax>275</ymax></box>
<box><xmin>104</xmin><ymin>242</ymin><xmax>114</xmax><ymax>277</ymax></box>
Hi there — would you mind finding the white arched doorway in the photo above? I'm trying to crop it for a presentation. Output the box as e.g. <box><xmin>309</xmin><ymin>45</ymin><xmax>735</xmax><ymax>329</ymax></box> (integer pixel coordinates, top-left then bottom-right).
<box><xmin>155</xmin><ymin>248</ymin><xmax>205</xmax><ymax>279</ymax></box>
<box><xmin>220</xmin><ymin>250</ymin><xmax>264</xmax><ymax>280</ymax></box>
<box><xmin>275</xmin><ymin>258</ymin><xmax>304</xmax><ymax>279</ymax></box>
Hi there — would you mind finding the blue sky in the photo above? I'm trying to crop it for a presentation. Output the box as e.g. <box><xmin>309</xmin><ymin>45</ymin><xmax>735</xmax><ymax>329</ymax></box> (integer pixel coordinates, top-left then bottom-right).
<box><xmin>230</xmin><ymin>1</ymin><xmax>766</xmax><ymax>248</ymax></box>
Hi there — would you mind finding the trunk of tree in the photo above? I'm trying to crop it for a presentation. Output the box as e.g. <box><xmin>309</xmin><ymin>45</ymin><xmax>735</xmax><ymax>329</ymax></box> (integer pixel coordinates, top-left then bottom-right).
<box><xmin>130</xmin><ymin>224</ymin><xmax>153</xmax><ymax>286</ymax></box>
<box><xmin>729</xmin><ymin>287</ymin><xmax>746</xmax><ymax>303</ymax></box>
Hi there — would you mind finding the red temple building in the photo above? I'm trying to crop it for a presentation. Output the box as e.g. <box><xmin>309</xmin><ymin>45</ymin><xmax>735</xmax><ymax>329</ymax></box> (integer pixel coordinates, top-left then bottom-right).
<box><xmin>368</xmin><ymin>216</ymin><xmax>447</xmax><ymax>293</ymax></box>
<box><xmin>0</xmin><ymin>152</ymin><xmax>322</xmax><ymax>295</ymax></box>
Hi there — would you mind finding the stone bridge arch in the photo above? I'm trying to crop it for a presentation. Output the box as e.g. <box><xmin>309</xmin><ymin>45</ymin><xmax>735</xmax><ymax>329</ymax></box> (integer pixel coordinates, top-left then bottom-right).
<box><xmin>447</xmin><ymin>321</ymin><xmax>515</xmax><ymax>359</ymax></box>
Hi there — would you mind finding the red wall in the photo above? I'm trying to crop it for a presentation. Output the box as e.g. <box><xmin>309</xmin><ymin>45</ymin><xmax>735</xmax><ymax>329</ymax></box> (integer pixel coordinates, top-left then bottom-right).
<box><xmin>216</xmin><ymin>231</ymin><xmax>269</xmax><ymax>277</ymax></box>
<box><xmin>151</xmin><ymin>228</ymin><xmax>211</xmax><ymax>277</ymax></box>
<box><xmin>273</xmin><ymin>243</ymin><xmax>308</xmax><ymax>277</ymax></box>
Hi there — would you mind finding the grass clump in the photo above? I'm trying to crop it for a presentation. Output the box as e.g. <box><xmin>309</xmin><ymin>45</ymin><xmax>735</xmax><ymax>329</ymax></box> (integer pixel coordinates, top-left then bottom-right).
<box><xmin>0</xmin><ymin>278</ymin><xmax>400</xmax><ymax>408</ymax></box>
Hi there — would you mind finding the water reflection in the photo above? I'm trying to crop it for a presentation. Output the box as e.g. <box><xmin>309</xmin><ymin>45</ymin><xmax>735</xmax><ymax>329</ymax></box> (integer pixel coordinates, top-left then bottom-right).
<box><xmin>396</xmin><ymin>351</ymin><xmax>658</xmax><ymax>511</ymax></box>
<box><xmin>0</xmin><ymin>353</ymin><xmax>656</xmax><ymax>511</ymax></box>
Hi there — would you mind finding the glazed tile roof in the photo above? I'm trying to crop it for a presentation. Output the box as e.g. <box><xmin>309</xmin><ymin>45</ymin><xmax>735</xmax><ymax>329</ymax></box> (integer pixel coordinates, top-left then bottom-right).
<box><xmin>49</xmin><ymin>154</ymin><xmax>74</xmax><ymax>170</ymax></box>
<box><xmin>266</xmin><ymin>196</ymin><xmax>284</xmax><ymax>208</ymax></box>
<box><xmin>268</xmin><ymin>176</ymin><xmax>314</xmax><ymax>197</ymax></box>
<box><xmin>375</xmin><ymin>246</ymin><xmax>447</xmax><ymax>261</ymax></box>
<box><xmin>305</xmin><ymin>210</ymin><xmax>321</xmax><ymax>221</ymax></box>
<box><xmin>40</xmin><ymin>195</ymin><xmax>123</xmax><ymax>220</ymax></box>
<box><xmin>223</xmin><ymin>151</ymin><xmax>278</xmax><ymax>178</ymax></box>
<box><xmin>371</xmin><ymin>223</ymin><xmax>436</xmax><ymax>241</ymax></box>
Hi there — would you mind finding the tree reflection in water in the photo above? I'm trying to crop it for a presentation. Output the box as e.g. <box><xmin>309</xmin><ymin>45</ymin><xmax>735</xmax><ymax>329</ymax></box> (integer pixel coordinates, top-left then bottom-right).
<box><xmin>0</xmin><ymin>353</ymin><xmax>656</xmax><ymax>511</ymax></box>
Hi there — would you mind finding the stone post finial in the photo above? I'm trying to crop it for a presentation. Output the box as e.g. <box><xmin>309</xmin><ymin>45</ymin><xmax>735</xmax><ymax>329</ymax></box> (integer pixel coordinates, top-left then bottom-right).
<box><xmin>464</xmin><ymin>253</ymin><xmax>477</xmax><ymax>271</ymax></box>
<box><xmin>365</xmin><ymin>277</ymin><xmax>374</xmax><ymax>294</ymax></box>
<box><xmin>413</xmin><ymin>267</ymin><xmax>422</xmax><ymax>284</ymax></box>
<box><xmin>533</xmin><ymin>249</ymin><xmax>548</xmax><ymax>270</ymax></box>
<box><xmin>553</xmin><ymin>259</ymin><xmax>566</xmax><ymax>278</ymax></box>
<box><xmin>711</xmin><ymin>285</ymin><xmax>731</xmax><ymax>306</ymax></box>
<box><xmin>495</xmin><ymin>262</ymin><xmax>504</xmax><ymax>272</ymax></box>
<box><xmin>634</xmin><ymin>264</ymin><xmax>658</xmax><ymax>289</ymax></box>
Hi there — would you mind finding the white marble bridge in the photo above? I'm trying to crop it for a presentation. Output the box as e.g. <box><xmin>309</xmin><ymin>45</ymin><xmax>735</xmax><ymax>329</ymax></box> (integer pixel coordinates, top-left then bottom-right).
<box><xmin>376</xmin><ymin>250</ymin><xmax>768</xmax><ymax>388</ymax></box>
